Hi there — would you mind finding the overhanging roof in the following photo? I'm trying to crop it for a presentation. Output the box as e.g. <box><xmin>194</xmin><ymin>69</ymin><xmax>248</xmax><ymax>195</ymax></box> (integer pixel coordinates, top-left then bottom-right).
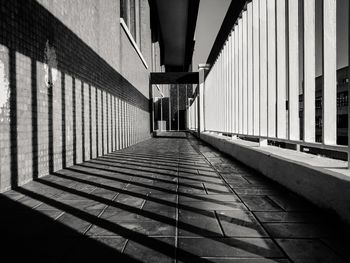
<box><xmin>150</xmin><ymin>72</ymin><xmax>199</xmax><ymax>84</ymax></box>
<box><xmin>154</xmin><ymin>0</ymin><xmax>199</xmax><ymax>72</ymax></box>
<box><xmin>206</xmin><ymin>0</ymin><xmax>246</xmax><ymax>67</ymax></box>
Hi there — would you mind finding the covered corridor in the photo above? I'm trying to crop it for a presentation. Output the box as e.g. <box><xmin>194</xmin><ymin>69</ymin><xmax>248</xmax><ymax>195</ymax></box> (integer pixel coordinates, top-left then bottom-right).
<box><xmin>1</xmin><ymin>0</ymin><xmax>350</xmax><ymax>262</ymax></box>
<box><xmin>1</xmin><ymin>133</ymin><xmax>349</xmax><ymax>262</ymax></box>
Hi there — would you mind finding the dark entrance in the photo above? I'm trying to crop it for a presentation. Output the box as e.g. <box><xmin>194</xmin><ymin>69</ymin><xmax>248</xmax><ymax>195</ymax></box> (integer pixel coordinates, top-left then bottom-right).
<box><xmin>150</xmin><ymin>72</ymin><xmax>199</xmax><ymax>132</ymax></box>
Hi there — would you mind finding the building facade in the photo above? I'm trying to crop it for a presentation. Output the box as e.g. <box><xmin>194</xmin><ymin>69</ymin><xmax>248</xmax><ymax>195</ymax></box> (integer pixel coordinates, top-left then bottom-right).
<box><xmin>0</xmin><ymin>0</ymin><xmax>163</xmax><ymax>192</ymax></box>
<box><xmin>299</xmin><ymin>67</ymin><xmax>349</xmax><ymax>146</ymax></box>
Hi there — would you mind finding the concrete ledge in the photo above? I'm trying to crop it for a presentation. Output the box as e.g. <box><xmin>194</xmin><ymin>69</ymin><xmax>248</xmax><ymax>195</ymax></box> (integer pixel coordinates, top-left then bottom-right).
<box><xmin>199</xmin><ymin>132</ymin><xmax>350</xmax><ymax>226</ymax></box>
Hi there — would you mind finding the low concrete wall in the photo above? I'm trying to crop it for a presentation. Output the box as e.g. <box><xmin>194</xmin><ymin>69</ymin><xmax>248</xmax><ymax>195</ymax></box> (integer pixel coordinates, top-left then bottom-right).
<box><xmin>200</xmin><ymin>132</ymin><xmax>350</xmax><ymax>226</ymax></box>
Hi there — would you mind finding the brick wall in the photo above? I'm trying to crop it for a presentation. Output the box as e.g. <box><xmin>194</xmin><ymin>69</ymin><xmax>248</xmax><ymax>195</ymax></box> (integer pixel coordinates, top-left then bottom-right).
<box><xmin>0</xmin><ymin>0</ymin><xmax>153</xmax><ymax>192</ymax></box>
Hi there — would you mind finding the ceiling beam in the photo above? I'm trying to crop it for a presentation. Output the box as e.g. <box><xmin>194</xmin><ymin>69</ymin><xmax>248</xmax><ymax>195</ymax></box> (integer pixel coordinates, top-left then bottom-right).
<box><xmin>150</xmin><ymin>72</ymin><xmax>199</xmax><ymax>84</ymax></box>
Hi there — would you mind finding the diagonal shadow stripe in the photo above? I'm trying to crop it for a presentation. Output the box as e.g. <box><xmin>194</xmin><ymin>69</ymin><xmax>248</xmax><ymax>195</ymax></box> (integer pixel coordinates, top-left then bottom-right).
<box><xmin>87</xmin><ymin>159</ymin><xmax>226</xmax><ymax>187</ymax></box>
<box><xmin>13</xmin><ymin>187</ymin><xmax>212</xmax><ymax>262</ymax></box>
<box><xmin>74</xmin><ymin>163</ymin><xmax>231</xmax><ymax>195</ymax></box>
<box><xmin>31</xmin><ymin>175</ymin><xmax>281</xmax><ymax>259</ymax></box>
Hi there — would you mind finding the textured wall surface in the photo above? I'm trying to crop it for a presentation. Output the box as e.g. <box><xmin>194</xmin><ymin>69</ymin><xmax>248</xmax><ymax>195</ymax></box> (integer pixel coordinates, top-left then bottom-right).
<box><xmin>0</xmin><ymin>0</ymin><xmax>153</xmax><ymax>192</ymax></box>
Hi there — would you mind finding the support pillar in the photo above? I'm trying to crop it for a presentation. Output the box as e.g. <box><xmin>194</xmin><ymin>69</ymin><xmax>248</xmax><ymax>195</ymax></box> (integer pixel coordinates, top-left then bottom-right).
<box><xmin>259</xmin><ymin>139</ymin><xmax>268</xmax><ymax>146</ymax></box>
<box><xmin>198</xmin><ymin>64</ymin><xmax>210</xmax><ymax>138</ymax></box>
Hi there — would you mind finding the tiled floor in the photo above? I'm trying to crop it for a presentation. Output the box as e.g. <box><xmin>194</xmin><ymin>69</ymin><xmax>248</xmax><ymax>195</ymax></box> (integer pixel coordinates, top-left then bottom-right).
<box><xmin>1</xmin><ymin>133</ymin><xmax>349</xmax><ymax>262</ymax></box>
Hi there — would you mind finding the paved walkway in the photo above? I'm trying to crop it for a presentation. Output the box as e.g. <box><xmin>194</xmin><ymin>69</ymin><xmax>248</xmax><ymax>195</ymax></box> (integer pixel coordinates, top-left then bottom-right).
<box><xmin>1</xmin><ymin>133</ymin><xmax>349</xmax><ymax>262</ymax></box>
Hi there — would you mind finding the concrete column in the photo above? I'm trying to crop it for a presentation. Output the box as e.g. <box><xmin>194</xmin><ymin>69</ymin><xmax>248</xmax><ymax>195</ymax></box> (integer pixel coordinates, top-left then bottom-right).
<box><xmin>212</xmin><ymin>70</ymin><xmax>214</xmax><ymax>132</ymax></box>
<box><xmin>227</xmin><ymin>38</ymin><xmax>230</xmax><ymax>133</ymax></box>
<box><xmin>217</xmin><ymin>53</ymin><xmax>221</xmax><ymax>132</ymax></box>
<box><xmin>215</xmin><ymin>57</ymin><xmax>218</xmax><ymax>132</ymax></box>
<box><xmin>247</xmin><ymin>2</ymin><xmax>253</xmax><ymax>135</ymax></box>
<box><xmin>223</xmin><ymin>43</ymin><xmax>226</xmax><ymax>132</ymax></box>
<box><xmin>323</xmin><ymin>0</ymin><xmax>337</xmax><ymax>145</ymax></box>
<box><xmin>216</xmin><ymin>55</ymin><xmax>219</xmax><ymax>132</ymax></box>
<box><xmin>221</xmin><ymin>50</ymin><xmax>224</xmax><ymax>132</ymax></box>
<box><xmin>227</xmin><ymin>35</ymin><xmax>232</xmax><ymax>133</ymax></box>
<box><xmin>212</xmin><ymin>66</ymin><xmax>215</xmax><ymax>131</ymax></box>
<box><xmin>288</xmin><ymin>0</ymin><xmax>300</xmax><ymax>140</ymax></box>
<box><xmin>239</xmin><ymin>18</ymin><xmax>243</xmax><ymax>134</ymax></box>
<box><xmin>220</xmin><ymin>51</ymin><xmax>224</xmax><ymax>132</ymax></box>
<box><xmin>202</xmin><ymin>77</ymin><xmax>206</xmax><ymax>132</ymax></box>
<box><xmin>267</xmin><ymin>0</ymin><xmax>276</xmax><ymax>138</ymax></box>
<box><xmin>230</xmin><ymin>31</ymin><xmax>236</xmax><ymax>134</ymax></box>
<box><xmin>216</xmin><ymin>54</ymin><xmax>219</xmax><ymax>132</ymax></box>
<box><xmin>198</xmin><ymin>64</ymin><xmax>210</xmax><ymax>137</ymax></box>
<box><xmin>218</xmin><ymin>54</ymin><xmax>220</xmax><ymax>132</ymax></box>
<box><xmin>252</xmin><ymin>0</ymin><xmax>260</xmax><ymax>136</ymax></box>
<box><xmin>276</xmin><ymin>0</ymin><xmax>287</xmax><ymax>139</ymax></box>
<box><xmin>260</xmin><ymin>0</ymin><xmax>268</xmax><ymax>137</ymax></box>
<box><xmin>226</xmin><ymin>39</ymin><xmax>230</xmax><ymax>133</ymax></box>
<box><xmin>229</xmin><ymin>33</ymin><xmax>233</xmax><ymax>133</ymax></box>
<box><xmin>234</xmin><ymin>24</ymin><xmax>239</xmax><ymax>134</ymax></box>
<box><xmin>242</xmin><ymin>11</ymin><xmax>248</xmax><ymax>135</ymax></box>
<box><xmin>223</xmin><ymin>43</ymin><xmax>227</xmax><ymax>133</ymax></box>
<box><xmin>210</xmin><ymin>64</ymin><xmax>213</xmax><ymax>131</ymax></box>
<box><xmin>304</xmin><ymin>0</ymin><xmax>316</xmax><ymax>142</ymax></box>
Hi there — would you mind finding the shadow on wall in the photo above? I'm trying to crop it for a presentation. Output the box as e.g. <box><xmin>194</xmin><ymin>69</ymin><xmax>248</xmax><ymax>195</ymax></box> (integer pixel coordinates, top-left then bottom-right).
<box><xmin>0</xmin><ymin>0</ymin><xmax>151</xmax><ymax>191</ymax></box>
